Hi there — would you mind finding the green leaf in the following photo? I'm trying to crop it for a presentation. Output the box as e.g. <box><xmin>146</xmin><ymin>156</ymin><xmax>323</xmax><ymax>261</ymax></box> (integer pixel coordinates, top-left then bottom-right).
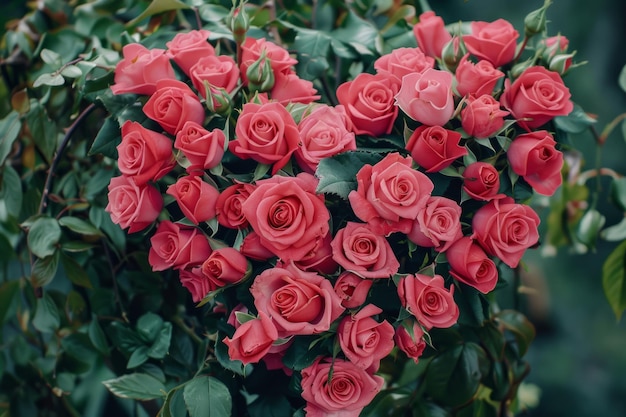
<box><xmin>412</xmin><ymin>401</ymin><xmax>452</xmax><ymax>417</ymax></box>
<box><xmin>126</xmin><ymin>0</ymin><xmax>190</xmax><ymax>27</ymax></box>
<box><xmin>33</xmin><ymin>73</ymin><xmax>65</xmax><ymax>88</ymax></box>
<box><xmin>148</xmin><ymin>322</ymin><xmax>172</xmax><ymax>359</ymax></box>
<box><xmin>32</xmin><ymin>292</ymin><xmax>61</xmax><ymax>333</ymax></box>
<box><xmin>40</xmin><ymin>48</ymin><xmax>62</xmax><ymax>66</ymax></box>
<box><xmin>215</xmin><ymin>336</ymin><xmax>252</xmax><ymax>376</ymax></box>
<box><xmin>576</xmin><ymin>208</ymin><xmax>606</xmax><ymax>249</ymax></box>
<box><xmin>610</xmin><ymin>177</ymin><xmax>626</xmax><ymax>212</ymax></box>
<box><xmin>62</xmin><ymin>240</ymin><xmax>97</xmax><ymax>252</ymax></box>
<box><xmin>315</xmin><ymin>151</ymin><xmax>385</xmax><ymax>198</ymax></box>
<box><xmin>137</xmin><ymin>312</ymin><xmax>164</xmax><ymax>343</ymax></box>
<box><xmin>457</xmin><ymin>399</ymin><xmax>498</xmax><ymax>417</ymax></box>
<box><xmin>103</xmin><ymin>373</ymin><xmax>166</xmax><ymax>400</ymax></box>
<box><xmin>0</xmin><ymin>280</ymin><xmax>20</xmax><ymax>324</ymax></box>
<box><xmin>61</xmin><ymin>254</ymin><xmax>93</xmax><ymax>288</ymax></box>
<box><xmin>59</xmin><ymin>216</ymin><xmax>104</xmax><ymax>237</ymax></box>
<box><xmin>162</xmin><ymin>388</ymin><xmax>187</xmax><ymax>417</ymax></box>
<box><xmin>292</xmin><ymin>30</ymin><xmax>331</xmax><ymax>80</ymax></box>
<box><xmin>28</xmin><ymin>216</ymin><xmax>62</xmax><ymax>258</ymax></box>
<box><xmin>619</xmin><ymin>64</ymin><xmax>626</xmax><ymax>93</ymax></box>
<box><xmin>127</xmin><ymin>346</ymin><xmax>150</xmax><ymax>369</ymax></box>
<box><xmin>107</xmin><ymin>321</ymin><xmax>144</xmax><ymax>354</ymax></box>
<box><xmin>601</xmin><ymin>217</ymin><xmax>626</xmax><ymax>241</ymax></box>
<box><xmin>0</xmin><ymin>165</ymin><xmax>23</xmax><ymax>219</ymax></box>
<box><xmin>495</xmin><ymin>310</ymin><xmax>535</xmax><ymax>356</ymax></box>
<box><xmin>60</xmin><ymin>65</ymin><xmax>83</xmax><ymax>78</ymax></box>
<box><xmin>331</xmin><ymin>10</ymin><xmax>381</xmax><ymax>55</ymax></box>
<box><xmin>88</xmin><ymin>117</ymin><xmax>120</xmax><ymax>158</ymax></box>
<box><xmin>183</xmin><ymin>375</ymin><xmax>232</xmax><ymax>417</ymax></box>
<box><xmin>89</xmin><ymin>315</ymin><xmax>110</xmax><ymax>356</ymax></box>
<box><xmin>602</xmin><ymin>240</ymin><xmax>626</xmax><ymax>321</ymax></box>
<box><xmin>249</xmin><ymin>395</ymin><xmax>295</xmax><ymax>417</ymax></box>
<box><xmin>31</xmin><ymin>251</ymin><xmax>60</xmax><ymax>287</ymax></box>
<box><xmin>25</xmin><ymin>100</ymin><xmax>57</xmax><ymax>163</ymax></box>
<box><xmin>553</xmin><ymin>104</ymin><xmax>596</xmax><ymax>134</ymax></box>
<box><xmin>0</xmin><ymin>110</ymin><xmax>21</xmax><ymax>165</ymax></box>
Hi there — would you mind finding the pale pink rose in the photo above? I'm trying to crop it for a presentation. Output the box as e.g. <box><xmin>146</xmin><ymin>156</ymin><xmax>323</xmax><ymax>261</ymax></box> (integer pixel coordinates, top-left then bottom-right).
<box><xmin>408</xmin><ymin>196</ymin><xmax>463</xmax><ymax>252</ymax></box>
<box><xmin>455</xmin><ymin>54</ymin><xmax>505</xmax><ymax>97</ymax></box>
<box><xmin>143</xmin><ymin>79</ymin><xmax>205</xmax><ymax>136</ymax></box>
<box><xmin>174</xmin><ymin>121</ymin><xmax>226</xmax><ymax>173</ymax></box>
<box><xmin>215</xmin><ymin>182</ymin><xmax>256</xmax><ymax>229</ymax></box>
<box><xmin>189</xmin><ymin>54</ymin><xmax>240</xmax><ymax>99</ymax></box>
<box><xmin>394</xmin><ymin>320</ymin><xmax>427</xmax><ymax>363</ymax></box>
<box><xmin>201</xmin><ymin>248</ymin><xmax>248</xmax><ymax>288</ymax></box>
<box><xmin>111</xmin><ymin>44</ymin><xmax>176</xmax><ymax>95</ymax></box>
<box><xmin>239</xmin><ymin>37</ymin><xmax>297</xmax><ymax>86</ymax></box>
<box><xmin>374</xmin><ymin>47</ymin><xmax>435</xmax><ymax>81</ymax></box>
<box><xmin>461</xmin><ymin>94</ymin><xmax>510</xmax><ymax>139</ymax></box>
<box><xmin>223</xmin><ymin>311</ymin><xmax>278</xmax><ymax>365</ymax></box>
<box><xmin>413</xmin><ymin>11</ymin><xmax>452</xmax><ymax>58</ymax></box>
<box><xmin>395</xmin><ymin>68</ymin><xmax>455</xmax><ymax>126</ymax></box>
<box><xmin>270</xmin><ymin>71</ymin><xmax>320</xmax><ymax>105</ymax></box>
<box><xmin>105</xmin><ymin>175</ymin><xmax>162</xmax><ymax>233</ymax></box>
<box><xmin>334</xmin><ymin>272</ymin><xmax>373</xmax><ymax>309</ymax></box>
<box><xmin>148</xmin><ymin>221</ymin><xmax>211</xmax><ymax>271</ymax></box>
<box><xmin>463</xmin><ymin>19</ymin><xmax>519</xmax><ymax>67</ymax></box>
<box><xmin>397</xmin><ymin>274</ymin><xmax>459</xmax><ymax>329</ymax></box>
<box><xmin>447</xmin><ymin>237</ymin><xmax>499</xmax><ymax>294</ymax></box>
<box><xmin>166</xmin><ymin>29</ymin><xmax>215</xmax><ymax>75</ymax></box>
<box><xmin>462</xmin><ymin>162</ymin><xmax>503</xmax><ymax>201</ymax></box>
<box><xmin>179</xmin><ymin>267</ymin><xmax>216</xmax><ymax>303</ymax></box>
<box><xmin>405</xmin><ymin>125</ymin><xmax>467</xmax><ymax>173</ymax></box>
<box><xmin>166</xmin><ymin>175</ymin><xmax>219</xmax><ymax>224</ymax></box>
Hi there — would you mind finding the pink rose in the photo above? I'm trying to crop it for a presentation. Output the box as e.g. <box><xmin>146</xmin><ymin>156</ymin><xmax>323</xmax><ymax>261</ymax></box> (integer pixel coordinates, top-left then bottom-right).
<box><xmin>228</xmin><ymin>101</ymin><xmax>300</xmax><ymax>174</ymax></box>
<box><xmin>405</xmin><ymin>125</ymin><xmax>467</xmax><ymax>173</ymax></box>
<box><xmin>461</xmin><ymin>94</ymin><xmax>510</xmax><ymax>139</ymax></box>
<box><xmin>542</xmin><ymin>35</ymin><xmax>573</xmax><ymax>73</ymax></box>
<box><xmin>408</xmin><ymin>196</ymin><xmax>463</xmax><ymax>252</ymax></box>
<box><xmin>189</xmin><ymin>54</ymin><xmax>240</xmax><ymax>99</ymax></box>
<box><xmin>394</xmin><ymin>320</ymin><xmax>427</xmax><ymax>363</ymax></box>
<box><xmin>239</xmin><ymin>231</ymin><xmax>275</xmax><ymax>261</ymax></box>
<box><xmin>455</xmin><ymin>54</ymin><xmax>505</xmax><ymax>97</ymax></box>
<box><xmin>463</xmin><ymin>19</ymin><xmax>519</xmax><ymax>67</ymax></box>
<box><xmin>397</xmin><ymin>274</ymin><xmax>459</xmax><ymax>329</ymax></box>
<box><xmin>507</xmin><ymin>130</ymin><xmax>564</xmax><ymax>196</ymax></box>
<box><xmin>249</xmin><ymin>264</ymin><xmax>344</xmax><ymax>337</ymax></box>
<box><xmin>301</xmin><ymin>357</ymin><xmax>384</xmax><ymax>417</ymax></box>
<box><xmin>166</xmin><ymin>29</ymin><xmax>215</xmax><ymax>75</ymax></box>
<box><xmin>240</xmin><ymin>37</ymin><xmax>297</xmax><ymax>85</ymax></box>
<box><xmin>223</xmin><ymin>311</ymin><xmax>278</xmax><ymax>365</ymax></box>
<box><xmin>336</xmin><ymin>72</ymin><xmax>400</xmax><ymax>136</ymax></box>
<box><xmin>472</xmin><ymin>197</ymin><xmax>540</xmax><ymax>268</ymax></box>
<box><xmin>143</xmin><ymin>79</ymin><xmax>205</xmax><ymax>136</ymax></box>
<box><xmin>331</xmin><ymin>221</ymin><xmax>400</xmax><ymax>279</ymax></box>
<box><xmin>334</xmin><ymin>272</ymin><xmax>373</xmax><ymax>309</ymax></box>
<box><xmin>395</xmin><ymin>68</ymin><xmax>455</xmax><ymax>126</ymax></box>
<box><xmin>500</xmin><ymin>66</ymin><xmax>573</xmax><ymax>129</ymax></box>
<box><xmin>201</xmin><ymin>248</ymin><xmax>249</xmax><ymax>288</ymax></box>
<box><xmin>215</xmin><ymin>182</ymin><xmax>255</xmax><ymax>229</ymax></box>
<box><xmin>374</xmin><ymin>47</ymin><xmax>435</xmax><ymax>82</ymax></box>
<box><xmin>166</xmin><ymin>175</ymin><xmax>219</xmax><ymax>224</ymax></box>
<box><xmin>413</xmin><ymin>11</ymin><xmax>452</xmax><ymax>58</ymax></box>
<box><xmin>278</xmin><ymin>233</ymin><xmax>339</xmax><ymax>275</ymax></box>
<box><xmin>462</xmin><ymin>162</ymin><xmax>503</xmax><ymax>201</ymax></box>
<box><xmin>348</xmin><ymin>153</ymin><xmax>434</xmax><ymax>236</ymax></box>
<box><xmin>270</xmin><ymin>71</ymin><xmax>320</xmax><ymax>105</ymax></box>
<box><xmin>242</xmin><ymin>173</ymin><xmax>330</xmax><ymax>262</ymax></box>
<box><xmin>338</xmin><ymin>304</ymin><xmax>395</xmax><ymax>371</ymax></box>
<box><xmin>116</xmin><ymin>121</ymin><xmax>175</xmax><ymax>185</ymax></box>
<box><xmin>179</xmin><ymin>267</ymin><xmax>216</xmax><ymax>303</ymax></box>
<box><xmin>174</xmin><ymin>121</ymin><xmax>226</xmax><ymax>173</ymax></box>
<box><xmin>110</xmin><ymin>44</ymin><xmax>176</xmax><ymax>96</ymax></box>
<box><xmin>105</xmin><ymin>175</ymin><xmax>163</xmax><ymax>233</ymax></box>
<box><xmin>447</xmin><ymin>237</ymin><xmax>499</xmax><ymax>294</ymax></box>
<box><xmin>295</xmin><ymin>105</ymin><xmax>356</xmax><ymax>173</ymax></box>
<box><xmin>148</xmin><ymin>221</ymin><xmax>211</xmax><ymax>271</ymax></box>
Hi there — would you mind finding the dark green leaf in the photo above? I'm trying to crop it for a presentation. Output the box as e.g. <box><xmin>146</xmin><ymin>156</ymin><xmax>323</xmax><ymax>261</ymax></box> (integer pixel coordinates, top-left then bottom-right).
<box><xmin>107</xmin><ymin>321</ymin><xmax>144</xmax><ymax>354</ymax></box>
<box><xmin>457</xmin><ymin>399</ymin><xmax>498</xmax><ymax>417</ymax></box>
<box><xmin>103</xmin><ymin>373</ymin><xmax>166</xmax><ymax>400</ymax></box>
<box><xmin>32</xmin><ymin>292</ymin><xmax>60</xmax><ymax>333</ymax></box>
<box><xmin>89</xmin><ymin>117</ymin><xmax>121</xmax><ymax>158</ymax></box>
<box><xmin>361</xmin><ymin>391</ymin><xmax>410</xmax><ymax>417</ymax></box>
<box><xmin>315</xmin><ymin>151</ymin><xmax>385</xmax><ymax>198</ymax></box>
<box><xmin>495</xmin><ymin>310</ymin><xmax>535</xmax><ymax>356</ymax></box>
<box><xmin>602</xmin><ymin>240</ymin><xmax>626</xmax><ymax>320</ymax></box>
<box><xmin>249</xmin><ymin>395</ymin><xmax>295</xmax><ymax>417</ymax></box>
<box><xmin>292</xmin><ymin>30</ymin><xmax>331</xmax><ymax>80</ymax></box>
<box><xmin>62</xmin><ymin>241</ymin><xmax>97</xmax><ymax>252</ymax></box>
<box><xmin>0</xmin><ymin>280</ymin><xmax>20</xmax><ymax>324</ymax></box>
<box><xmin>162</xmin><ymin>388</ymin><xmax>188</xmax><ymax>417</ymax></box>
<box><xmin>31</xmin><ymin>251</ymin><xmax>60</xmax><ymax>287</ymax></box>
<box><xmin>331</xmin><ymin>10</ymin><xmax>381</xmax><ymax>55</ymax></box>
<box><xmin>27</xmin><ymin>216</ymin><xmax>61</xmax><ymax>258</ymax></box>
<box><xmin>59</xmin><ymin>216</ymin><xmax>104</xmax><ymax>237</ymax></box>
<box><xmin>89</xmin><ymin>315</ymin><xmax>110</xmax><ymax>356</ymax></box>
<box><xmin>25</xmin><ymin>100</ymin><xmax>57</xmax><ymax>163</ymax></box>
<box><xmin>0</xmin><ymin>165</ymin><xmax>23</xmax><ymax>219</ymax></box>
<box><xmin>554</xmin><ymin>104</ymin><xmax>596</xmax><ymax>134</ymax></box>
<box><xmin>215</xmin><ymin>335</ymin><xmax>252</xmax><ymax>376</ymax></box>
<box><xmin>61</xmin><ymin>333</ymin><xmax>98</xmax><ymax>370</ymax></box>
<box><xmin>61</xmin><ymin>254</ymin><xmax>93</xmax><ymax>288</ymax></box>
<box><xmin>183</xmin><ymin>376</ymin><xmax>232</xmax><ymax>417</ymax></box>
<box><xmin>412</xmin><ymin>401</ymin><xmax>452</xmax><ymax>417</ymax></box>
<box><xmin>148</xmin><ymin>322</ymin><xmax>172</xmax><ymax>359</ymax></box>
<box><xmin>127</xmin><ymin>0</ymin><xmax>190</xmax><ymax>27</ymax></box>
<box><xmin>0</xmin><ymin>110</ymin><xmax>21</xmax><ymax>165</ymax></box>
<box><xmin>127</xmin><ymin>346</ymin><xmax>150</xmax><ymax>369</ymax></box>
<box><xmin>136</xmin><ymin>312</ymin><xmax>164</xmax><ymax>343</ymax></box>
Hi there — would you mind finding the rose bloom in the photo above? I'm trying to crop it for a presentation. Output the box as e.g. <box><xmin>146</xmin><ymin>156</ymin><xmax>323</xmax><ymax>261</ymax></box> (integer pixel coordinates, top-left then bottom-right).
<box><xmin>395</xmin><ymin>68</ymin><xmax>455</xmax><ymax>126</ymax></box>
<box><xmin>166</xmin><ymin>29</ymin><xmax>215</xmax><ymax>75</ymax></box>
<box><xmin>239</xmin><ymin>231</ymin><xmax>275</xmax><ymax>261</ymax></box>
<box><xmin>201</xmin><ymin>247</ymin><xmax>248</xmax><ymax>288</ymax></box>
<box><xmin>348</xmin><ymin>153</ymin><xmax>434</xmax><ymax>236</ymax></box>
<box><xmin>105</xmin><ymin>175</ymin><xmax>162</xmax><ymax>233</ymax></box>
<box><xmin>239</xmin><ymin>37</ymin><xmax>297</xmax><ymax>85</ymax></box>
<box><xmin>241</xmin><ymin>173</ymin><xmax>330</xmax><ymax>262</ymax></box>
<box><xmin>408</xmin><ymin>196</ymin><xmax>463</xmax><ymax>252</ymax></box>
<box><xmin>116</xmin><ymin>121</ymin><xmax>175</xmax><ymax>185</ymax></box>
<box><xmin>179</xmin><ymin>267</ymin><xmax>216</xmax><ymax>303</ymax></box>
<box><xmin>374</xmin><ymin>47</ymin><xmax>435</xmax><ymax>82</ymax></box>
<box><xmin>461</xmin><ymin>94</ymin><xmax>510</xmax><ymax>139</ymax></box>
<box><xmin>294</xmin><ymin>105</ymin><xmax>356</xmax><ymax>173</ymax></box>
<box><xmin>455</xmin><ymin>54</ymin><xmax>505</xmax><ymax>98</ymax></box>
<box><xmin>463</xmin><ymin>19</ymin><xmax>519</xmax><ymax>68</ymax></box>
<box><xmin>301</xmin><ymin>357</ymin><xmax>384</xmax><ymax>417</ymax></box>
<box><xmin>462</xmin><ymin>162</ymin><xmax>503</xmax><ymax>201</ymax></box>
<box><xmin>406</xmin><ymin>125</ymin><xmax>467</xmax><ymax>173</ymax></box>
<box><xmin>507</xmin><ymin>130</ymin><xmax>564</xmax><ymax>196</ymax></box>
<box><xmin>472</xmin><ymin>197</ymin><xmax>540</xmax><ymax>268</ymax></box>
<box><xmin>270</xmin><ymin>71</ymin><xmax>320</xmax><ymax>105</ymax></box>
<box><xmin>189</xmin><ymin>54</ymin><xmax>240</xmax><ymax>99</ymax></box>
<box><xmin>148</xmin><ymin>221</ymin><xmax>211</xmax><ymax>271</ymax></box>
<box><xmin>215</xmin><ymin>182</ymin><xmax>255</xmax><ymax>229</ymax></box>
<box><xmin>110</xmin><ymin>43</ymin><xmax>176</xmax><ymax>96</ymax></box>
<box><xmin>336</xmin><ymin>72</ymin><xmax>400</xmax><ymax>136</ymax></box>
<box><xmin>331</xmin><ymin>221</ymin><xmax>400</xmax><ymax>279</ymax></box>
<box><xmin>174</xmin><ymin>121</ymin><xmax>226</xmax><ymax>173</ymax></box>
<box><xmin>338</xmin><ymin>304</ymin><xmax>395</xmax><ymax>371</ymax></box>
<box><xmin>394</xmin><ymin>320</ymin><xmax>427</xmax><ymax>364</ymax></box>
<box><xmin>334</xmin><ymin>271</ymin><xmax>373</xmax><ymax>309</ymax></box>
<box><xmin>249</xmin><ymin>264</ymin><xmax>345</xmax><ymax>337</ymax></box>
<box><xmin>279</xmin><ymin>233</ymin><xmax>339</xmax><ymax>275</ymax></box>
<box><xmin>143</xmin><ymin>79</ymin><xmax>205</xmax><ymax>136</ymax></box>
<box><xmin>413</xmin><ymin>11</ymin><xmax>452</xmax><ymax>58</ymax></box>
<box><xmin>166</xmin><ymin>175</ymin><xmax>220</xmax><ymax>224</ymax></box>
<box><xmin>447</xmin><ymin>237</ymin><xmax>499</xmax><ymax>294</ymax></box>
<box><xmin>500</xmin><ymin>66</ymin><xmax>573</xmax><ymax>129</ymax></box>
<box><xmin>397</xmin><ymin>274</ymin><xmax>459</xmax><ymax>329</ymax></box>
<box><xmin>223</xmin><ymin>311</ymin><xmax>278</xmax><ymax>365</ymax></box>
<box><xmin>228</xmin><ymin>101</ymin><xmax>300</xmax><ymax>175</ymax></box>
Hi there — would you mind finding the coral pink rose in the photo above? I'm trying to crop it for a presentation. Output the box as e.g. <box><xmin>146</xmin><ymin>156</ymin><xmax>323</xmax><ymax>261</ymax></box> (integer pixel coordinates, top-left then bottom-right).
<box><xmin>394</xmin><ymin>320</ymin><xmax>427</xmax><ymax>363</ymax></box>
<box><xmin>270</xmin><ymin>71</ymin><xmax>320</xmax><ymax>105</ymax></box>
<box><xmin>461</xmin><ymin>94</ymin><xmax>510</xmax><ymax>139</ymax></box>
<box><xmin>249</xmin><ymin>264</ymin><xmax>344</xmax><ymax>337</ymax></box>
<box><xmin>240</xmin><ymin>37</ymin><xmax>297</xmax><ymax>85</ymax></box>
<box><xmin>331</xmin><ymin>222</ymin><xmax>400</xmax><ymax>279</ymax></box>
<box><xmin>413</xmin><ymin>11</ymin><xmax>452</xmax><ymax>58</ymax></box>
<box><xmin>334</xmin><ymin>272</ymin><xmax>373</xmax><ymax>309</ymax></box>
<box><xmin>179</xmin><ymin>267</ymin><xmax>216</xmax><ymax>303</ymax></box>
<box><xmin>462</xmin><ymin>162</ymin><xmax>503</xmax><ymax>201</ymax></box>
<box><xmin>278</xmin><ymin>233</ymin><xmax>339</xmax><ymax>275</ymax></box>
<box><xmin>228</xmin><ymin>101</ymin><xmax>300</xmax><ymax>174</ymax></box>
<box><xmin>455</xmin><ymin>54</ymin><xmax>505</xmax><ymax>97</ymax></box>
<box><xmin>301</xmin><ymin>357</ymin><xmax>384</xmax><ymax>417</ymax></box>
<box><xmin>166</xmin><ymin>175</ymin><xmax>219</xmax><ymax>224</ymax></box>
<box><xmin>500</xmin><ymin>66</ymin><xmax>573</xmax><ymax>129</ymax></box>
<box><xmin>295</xmin><ymin>105</ymin><xmax>356</xmax><ymax>173</ymax></box>
<box><xmin>472</xmin><ymin>197</ymin><xmax>540</xmax><ymax>268</ymax></box>
<box><xmin>105</xmin><ymin>175</ymin><xmax>162</xmax><ymax>233</ymax></box>
<box><xmin>397</xmin><ymin>274</ymin><xmax>459</xmax><ymax>329</ymax></box>
<box><xmin>174</xmin><ymin>121</ymin><xmax>226</xmax><ymax>173</ymax></box>
<box><xmin>374</xmin><ymin>47</ymin><xmax>435</xmax><ymax>82</ymax></box>
<box><xmin>110</xmin><ymin>44</ymin><xmax>176</xmax><ymax>96</ymax></box>
<box><xmin>239</xmin><ymin>231</ymin><xmax>275</xmax><ymax>261</ymax></box>
<box><xmin>338</xmin><ymin>304</ymin><xmax>395</xmax><ymax>371</ymax></box>
<box><xmin>189</xmin><ymin>54</ymin><xmax>240</xmax><ymax>99</ymax></box>
<box><xmin>463</xmin><ymin>19</ymin><xmax>519</xmax><ymax>67</ymax></box>
<box><xmin>242</xmin><ymin>173</ymin><xmax>330</xmax><ymax>262</ymax></box>
<box><xmin>348</xmin><ymin>153</ymin><xmax>434</xmax><ymax>236</ymax></box>
<box><xmin>395</xmin><ymin>68</ymin><xmax>455</xmax><ymax>126</ymax></box>
<box><xmin>116</xmin><ymin>121</ymin><xmax>175</xmax><ymax>185</ymax></box>
<box><xmin>408</xmin><ymin>196</ymin><xmax>463</xmax><ymax>252</ymax></box>
<box><xmin>143</xmin><ymin>79</ymin><xmax>205</xmax><ymax>135</ymax></box>
<box><xmin>447</xmin><ymin>237</ymin><xmax>499</xmax><ymax>294</ymax></box>
<box><xmin>166</xmin><ymin>29</ymin><xmax>215</xmax><ymax>75</ymax></box>
<box><xmin>336</xmin><ymin>72</ymin><xmax>400</xmax><ymax>136</ymax></box>
<box><xmin>201</xmin><ymin>247</ymin><xmax>249</xmax><ymax>288</ymax></box>
<box><xmin>215</xmin><ymin>182</ymin><xmax>255</xmax><ymax>229</ymax></box>
<box><xmin>223</xmin><ymin>311</ymin><xmax>278</xmax><ymax>365</ymax></box>
<box><xmin>406</xmin><ymin>125</ymin><xmax>467</xmax><ymax>173</ymax></box>
<box><xmin>507</xmin><ymin>130</ymin><xmax>564</xmax><ymax>196</ymax></box>
<box><xmin>542</xmin><ymin>35</ymin><xmax>573</xmax><ymax>73</ymax></box>
<box><xmin>148</xmin><ymin>221</ymin><xmax>211</xmax><ymax>271</ymax></box>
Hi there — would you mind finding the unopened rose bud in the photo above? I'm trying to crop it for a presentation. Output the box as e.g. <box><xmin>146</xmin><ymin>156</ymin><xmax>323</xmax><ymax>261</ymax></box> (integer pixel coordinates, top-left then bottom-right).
<box><xmin>246</xmin><ymin>52</ymin><xmax>274</xmax><ymax>93</ymax></box>
<box><xmin>227</xmin><ymin>4</ymin><xmax>249</xmax><ymax>46</ymax></box>
<box><xmin>510</xmin><ymin>58</ymin><xmax>534</xmax><ymax>78</ymax></box>
<box><xmin>204</xmin><ymin>83</ymin><xmax>233</xmax><ymax>115</ymax></box>
<box><xmin>441</xmin><ymin>37</ymin><xmax>464</xmax><ymax>72</ymax></box>
<box><xmin>524</xmin><ymin>0</ymin><xmax>552</xmax><ymax>37</ymax></box>
<box><xmin>548</xmin><ymin>52</ymin><xmax>575</xmax><ymax>74</ymax></box>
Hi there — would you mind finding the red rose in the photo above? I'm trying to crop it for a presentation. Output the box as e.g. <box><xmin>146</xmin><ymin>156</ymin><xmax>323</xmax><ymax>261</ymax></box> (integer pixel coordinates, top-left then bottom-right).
<box><xmin>143</xmin><ymin>79</ymin><xmax>205</xmax><ymax>136</ymax></box>
<box><xmin>148</xmin><ymin>221</ymin><xmax>211</xmax><ymax>271</ymax></box>
<box><xmin>461</xmin><ymin>94</ymin><xmax>510</xmax><ymax>139</ymax></box>
<box><xmin>447</xmin><ymin>237</ymin><xmax>499</xmax><ymax>294</ymax></box>
<box><xmin>394</xmin><ymin>320</ymin><xmax>427</xmax><ymax>363</ymax></box>
<box><xmin>189</xmin><ymin>54</ymin><xmax>240</xmax><ymax>99</ymax></box>
<box><xmin>110</xmin><ymin>44</ymin><xmax>176</xmax><ymax>96</ymax></box>
<box><xmin>507</xmin><ymin>130</ymin><xmax>564</xmax><ymax>196</ymax></box>
<box><xmin>334</xmin><ymin>272</ymin><xmax>373</xmax><ymax>309</ymax></box>
<box><xmin>223</xmin><ymin>311</ymin><xmax>278</xmax><ymax>365</ymax></box>
<box><xmin>413</xmin><ymin>11</ymin><xmax>452</xmax><ymax>58</ymax></box>
<box><xmin>105</xmin><ymin>175</ymin><xmax>162</xmax><ymax>233</ymax></box>
<box><xmin>215</xmin><ymin>182</ymin><xmax>256</xmax><ymax>229</ymax></box>
<box><xmin>166</xmin><ymin>29</ymin><xmax>215</xmax><ymax>75</ymax></box>
<box><xmin>406</xmin><ymin>125</ymin><xmax>467</xmax><ymax>173</ymax></box>
<box><xmin>270</xmin><ymin>71</ymin><xmax>320</xmax><ymax>105</ymax></box>
<box><xmin>408</xmin><ymin>196</ymin><xmax>463</xmax><ymax>252</ymax></box>
<box><xmin>239</xmin><ymin>37</ymin><xmax>297</xmax><ymax>86</ymax></box>
<box><xmin>500</xmin><ymin>66</ymin><xmax>573</xmax><ymax>129</ymax></box>
<box><xmin>179</xmin><ymin>267</ymin><xmax>216</xmax><ymax>303</ymax></box>
<box><xmin>463</xmin><ymin>19</ymin><xmax>519</xmax><ymax>67</ymax></box>
<box><xmin>462</xmin><ymin>162</ymin><xmax>503</xmax><ymax>201</ymax></box>
<box><xmin>472</xmin><ymin>197</ymin><xmax>540</xmax><ymax>268</ymax></box>
<box><xmin>166</xmin><ymin>175</ymin><xmax>220</xmax><ymax>224</ymax></box>
<box><xmin>174</xmin><ymin>121</ymin><xmax>226</xmax><ymax>173</ymax></box>
<box><xmin>397</xmin><ymin>274</ymin><xmax>459</xmax><ymax>329</ymax></box>
<box><xmin>395</xmin><ymin>68</ymin><xmax>455</xmax><ymax>126</ymax></box>
<box><xmin>201</xmin><ymin>247</ymin><xmax>249</xmax><ymax>288</ymax></box>
<box><xmin>455</xmin><ymin>54</ymin><xmax>505</xmax><ymax>97</ymax></box>
<box><xmin>116</xmin><ymin>121</ymin><xmax>175</xmax><ymax>185</ymax></box>
<box><xmin>374</xmin><ymin>47</ymin><xmax>435</xmax><ymax>82</ymax></box>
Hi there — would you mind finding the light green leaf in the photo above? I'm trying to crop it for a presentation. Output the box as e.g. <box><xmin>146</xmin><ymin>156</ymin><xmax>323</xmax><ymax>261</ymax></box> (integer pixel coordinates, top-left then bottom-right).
<box><xmin>331</xmin><ymin>10</ymin><xmax>381</xmax><ymax>55</ymax></box>
<box><xmin>40</xmin><ymin>48</ymin><xmax>61</xmax><ymax>66</ymax></box>
<box><xmin>601</xmin><ymin>217</ymin><xmax>626</xmax><ymax>241</ymax></box>
<box><xmin>576</xmin><ymin>208</ymin><xmax>606</xmax><ymax>249</ymax></box>
<box><xmin>103</xmin><ymin>373</ymin><xmax>166</xmax><ymax>400</ymax></box>
<box><xmin>610</xmin><ymin>177</ymin><xmax>626</xmax><ymax>212</ymax></box>
<box><xmin>0</xmin><ymin>165</ymin><xmax>23</xmax><ymax>219</ymax></box>
<box><xmin>602</xmin><ymin>240</ymin><xmax>626</xmax><ymax>321</ymax></box>
<box><xmin>183</xmin><ymin>375</ymin><xmax>232</xmax><ymax>417</ymax></box>
<box><xmin>33</xmin><ymin>73</ymin><xmax>65</xmax><ymax>88</ymax></box>
<box><xmin>619</xmin><ymin>64</ymin><xmax>626</xmax><ymax>93</ymax></box>
<box><xmin>127</xmin><ymin>0</ymin><xmax>190</xmax><ymax>27</ymax></box>
<box><xmin>28</xmin><ymin>216</ymin><xmax>62</xmax><ymax>258</ymax></box>
<box><xmin>0</xmin><ymin>110</ymin><xmax>21</xmax><ymax>165</ymax></box>
<box><xmin>59</xmin><ymin>216</ymin><xmax>104</xmax><ymax>237</ymax></box>
<box><xmin>32</xmin><ymin>292</ymin><xmax>60</xmax><ymax>333</ymax></box>
<box><xmin>60</xmin><ymin>65</ymin><xmax>83</xmax><ymax>78</ymax></box>
<box><xmin>554</xmin><ymin>104</ymin><xmax>596</xmax><ymax>134</ymax></box>
<box><xmin>315</xmin><ymin>151</ymin><xmax>385</xmax><ymax>198</ymax></box>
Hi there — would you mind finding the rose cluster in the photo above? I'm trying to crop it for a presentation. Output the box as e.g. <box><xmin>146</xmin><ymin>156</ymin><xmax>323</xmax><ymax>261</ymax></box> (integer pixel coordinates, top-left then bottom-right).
<box><xmin>105</xmin><ymin>8</ymin><xmax>573</xmax><ymax>415</ymax></box>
